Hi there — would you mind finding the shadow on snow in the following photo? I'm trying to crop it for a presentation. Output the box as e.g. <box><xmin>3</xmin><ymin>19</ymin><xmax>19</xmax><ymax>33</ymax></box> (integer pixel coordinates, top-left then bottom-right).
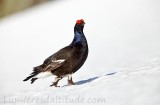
<box><xmin>75</xmin><ymin>72</ymin><xmax>117</xmax><ymax>85</ymax></box>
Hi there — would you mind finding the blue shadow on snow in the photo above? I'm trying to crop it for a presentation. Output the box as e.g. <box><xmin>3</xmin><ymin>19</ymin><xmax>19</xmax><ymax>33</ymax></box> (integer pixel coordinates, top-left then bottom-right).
<box><xmin>75</xmin><ymin>72</ymin><xmax>117</xmax><ymax>85</ymax></box>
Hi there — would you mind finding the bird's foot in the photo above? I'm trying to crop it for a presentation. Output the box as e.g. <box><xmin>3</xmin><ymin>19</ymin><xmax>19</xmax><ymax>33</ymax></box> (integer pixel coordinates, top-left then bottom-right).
<box><xmin>50</xmin><ymin>83</ymin><xmax>60</xmax><ymax>87</ymax></box>
<box><xmin>50</xmin><ymin>84</ymin><xmax>60</xmax><ymax>87</ymax></box>
<box><xmin>67</xmin><ymin>74</ymin><xmax>75</xmax><ymax>86</ymax></box>
<box><xmin>50</xmin><ymin>76</ymin><xmax>62</xmax><ymax>87</ymax></box>
<box><xmin>67</xmin><ymin>79</ymin><xmax>75</xmax><ymax>86</ymax></box>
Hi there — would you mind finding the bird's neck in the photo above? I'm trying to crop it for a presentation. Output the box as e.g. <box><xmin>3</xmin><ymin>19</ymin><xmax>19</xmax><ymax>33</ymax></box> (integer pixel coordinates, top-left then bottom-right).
<box><xmin>71</xmin><ymin>25</ymin><xmax>86</xmax><ymax>45</ymax></box>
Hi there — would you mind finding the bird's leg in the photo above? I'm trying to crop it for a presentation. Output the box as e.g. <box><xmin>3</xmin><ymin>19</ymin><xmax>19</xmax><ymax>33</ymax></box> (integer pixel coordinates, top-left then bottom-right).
<box><xmin>50</xmin><ymin>76</ymin><xmax>62</xmax><ymax>87</ymax></box>
<box><xmin>67</xmin><ymin>74</ymin><xmax>75</xmax><ymax>85</ymax></box>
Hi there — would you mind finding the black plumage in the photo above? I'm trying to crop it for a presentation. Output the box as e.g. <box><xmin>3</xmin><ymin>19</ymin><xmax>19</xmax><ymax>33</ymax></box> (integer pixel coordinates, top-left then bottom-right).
<box><xmin>23</xmin><ymin>19</ymin><xmax>88</xmax><ymax>87</ymax></box>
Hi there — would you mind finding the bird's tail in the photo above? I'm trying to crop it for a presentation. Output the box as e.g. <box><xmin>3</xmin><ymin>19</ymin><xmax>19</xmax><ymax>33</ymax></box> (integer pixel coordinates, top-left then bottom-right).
<box><xmin>23</xmin><ymin>66</ymin><xmax>41</xmax><ymax>83</ymax></box>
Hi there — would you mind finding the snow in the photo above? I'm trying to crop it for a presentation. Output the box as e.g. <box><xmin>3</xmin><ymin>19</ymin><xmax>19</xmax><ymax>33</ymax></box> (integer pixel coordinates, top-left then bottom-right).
<box><xmin>0</xmin><ymin>0</ymin><xmax>160</xmax><ymax>105</ymax></box>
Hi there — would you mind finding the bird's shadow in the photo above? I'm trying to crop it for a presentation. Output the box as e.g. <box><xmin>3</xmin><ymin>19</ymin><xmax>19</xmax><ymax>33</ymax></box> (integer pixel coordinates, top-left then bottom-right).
<box><xmin>75</xmin><ymin>72</ymin><xmax>117</xmax><ymax>85</ymax></box>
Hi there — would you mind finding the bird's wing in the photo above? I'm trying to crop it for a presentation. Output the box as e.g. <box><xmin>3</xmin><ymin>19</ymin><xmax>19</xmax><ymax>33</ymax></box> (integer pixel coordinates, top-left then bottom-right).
<box><xmin>42</xmin><ymin>59</ymin><xmax>66</xmax><ymax>72</ymax></box>
<box><xmin>43</xmin><ymin>46</ymin><xmax>73</xmax><ymax>66</ymax></box>
<box><xmin>38</xmin><ymin>46</ymin><xmax>73</xmax><ymax>72</ymax></box>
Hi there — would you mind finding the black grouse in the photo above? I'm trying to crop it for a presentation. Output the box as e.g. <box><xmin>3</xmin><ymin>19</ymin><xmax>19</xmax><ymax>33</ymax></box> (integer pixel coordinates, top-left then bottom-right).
<box><xmin>23</xmin><ymin>19</ymin><xmax>88</xmax><ymax>87</ymax></box>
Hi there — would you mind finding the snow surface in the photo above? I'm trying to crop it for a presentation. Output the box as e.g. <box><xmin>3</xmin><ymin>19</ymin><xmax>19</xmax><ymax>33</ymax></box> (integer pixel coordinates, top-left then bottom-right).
<box><xmin>0</xmin><ymin>0</ymin><xmax>160</xmax><ymax>105</ymax></box>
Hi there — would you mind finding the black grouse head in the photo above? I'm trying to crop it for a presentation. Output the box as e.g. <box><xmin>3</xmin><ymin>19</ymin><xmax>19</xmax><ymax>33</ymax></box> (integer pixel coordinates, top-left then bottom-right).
<box><xmin>76</xmin><ymin>19</ymin><xmax>85</xmax><ymax>26</ymax></box>
<box><xmin>74</xmin><ymin>19</ymin><xmax>85</xmax><ymax>31</ymax></box>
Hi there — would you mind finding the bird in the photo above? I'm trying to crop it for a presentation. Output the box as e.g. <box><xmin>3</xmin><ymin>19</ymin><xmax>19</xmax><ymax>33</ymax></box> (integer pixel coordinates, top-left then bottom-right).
<box><xmin>23</xmin><ymin>19</ymin><xmax>88</xmax><ymax>87</ymax></box>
